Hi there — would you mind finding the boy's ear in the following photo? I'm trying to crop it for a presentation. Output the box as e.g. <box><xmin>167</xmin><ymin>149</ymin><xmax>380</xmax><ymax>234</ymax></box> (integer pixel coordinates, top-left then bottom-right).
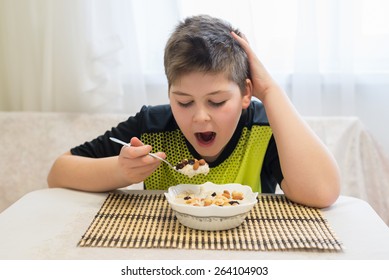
<box><xmin>241</xmin><ymin>79</ymin><xmax>252</xmax><ymax>109</ymax></box>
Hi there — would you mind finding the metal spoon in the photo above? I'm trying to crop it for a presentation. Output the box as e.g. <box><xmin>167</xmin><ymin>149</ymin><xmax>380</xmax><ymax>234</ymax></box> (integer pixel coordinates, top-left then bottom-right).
<box><xmin>109</xmin><ymin>137</ymin><xmax>176</xmax><ymax>169</ymax></box>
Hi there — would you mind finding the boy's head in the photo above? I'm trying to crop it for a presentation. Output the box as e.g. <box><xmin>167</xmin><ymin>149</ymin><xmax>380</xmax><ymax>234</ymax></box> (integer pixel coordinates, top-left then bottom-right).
<box><xmin>164</xmin><ymin>15</ymin><xmax>249</xmax><ymax>93</ymax></box>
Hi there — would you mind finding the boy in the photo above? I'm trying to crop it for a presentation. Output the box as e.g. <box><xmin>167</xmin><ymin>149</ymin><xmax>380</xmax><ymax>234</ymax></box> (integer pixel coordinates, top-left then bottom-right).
<box><xmin>48</xmin><ymin>15</ymin><xmax>340</xmax><ymax>208</ymax></box>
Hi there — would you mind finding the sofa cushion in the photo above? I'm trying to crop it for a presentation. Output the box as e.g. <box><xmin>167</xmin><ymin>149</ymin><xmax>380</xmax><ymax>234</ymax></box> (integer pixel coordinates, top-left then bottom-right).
<box><xmin>0</xmin><ymin>112</ymin><xmax>130</xmax><ymax>212</ymax></box>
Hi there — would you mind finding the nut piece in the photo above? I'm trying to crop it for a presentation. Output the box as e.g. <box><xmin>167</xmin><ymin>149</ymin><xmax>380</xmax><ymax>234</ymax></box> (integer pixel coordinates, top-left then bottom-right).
<box><xmin>222</xmin><ymin>190</ymin><xmax>231</xmax><ymax>199</ymax></box>
<box><xmin>213</xmin><ymin>198</ymin><xmax>225</xmax><ymax>206</ymax></box>
<box><xmin>193</xmin><ymin>160</ymin><xmax>200</xmax><ymax>170</ymax></box>
<box><xmin>203</xmin><ymin>198</ymin><xmax>213</xmax><ymax>206</ymax></box>
<box><xmin>232</xmin><ymin>191</ymin><xmax>244</xmax><ymax>200</ymax></box>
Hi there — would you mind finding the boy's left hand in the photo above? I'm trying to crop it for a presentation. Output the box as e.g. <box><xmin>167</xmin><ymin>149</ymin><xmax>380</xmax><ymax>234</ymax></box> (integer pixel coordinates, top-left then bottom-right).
<box><xmin>231</xmin><ymin>31</ymin><xmax>279</xmax><ymax>102</ymax></box>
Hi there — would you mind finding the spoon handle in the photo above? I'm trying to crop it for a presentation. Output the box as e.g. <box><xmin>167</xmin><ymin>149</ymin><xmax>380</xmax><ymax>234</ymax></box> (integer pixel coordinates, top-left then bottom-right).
<box><xmin>109</xmin><ymin>137</ymin><xmax>175</xmax><ymax>169</ymax></box>
<box><xmin>147</xmin><ymin>153</ymin><xmax>175</xmax><ymax>168</ymax></box>
<box><xmin>109</xmin><ymin>137</ymin><xmax>130</xmax><ymax>147</ymax></box>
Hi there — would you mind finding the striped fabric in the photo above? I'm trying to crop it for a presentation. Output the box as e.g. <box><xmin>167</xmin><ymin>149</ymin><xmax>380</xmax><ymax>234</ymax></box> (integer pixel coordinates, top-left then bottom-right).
<box><xmin>78</xmin><ymin>193</ymin><xmax>343</xmax><ymax>251</ymax></box>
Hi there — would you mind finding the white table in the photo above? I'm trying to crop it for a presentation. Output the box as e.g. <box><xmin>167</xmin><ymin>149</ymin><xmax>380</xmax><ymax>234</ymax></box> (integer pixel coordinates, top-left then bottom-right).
<box><xmin>0</xmin><ymin>188</ymin><xmax>388</xmax><ymax>260</ymax></box>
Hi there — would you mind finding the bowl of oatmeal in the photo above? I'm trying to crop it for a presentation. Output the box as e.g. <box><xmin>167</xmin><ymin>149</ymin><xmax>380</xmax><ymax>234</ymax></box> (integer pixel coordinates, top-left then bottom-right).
<box><xmin>164</xmin><ymin>182</ymin><xmax>258</xmax><ymax>231</ymax></box>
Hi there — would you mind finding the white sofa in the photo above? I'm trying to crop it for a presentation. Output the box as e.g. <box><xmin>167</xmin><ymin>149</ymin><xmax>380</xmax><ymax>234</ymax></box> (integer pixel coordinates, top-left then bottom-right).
<box><xmin>1</xmin><ymin>112</ymin><xmax>389</xmax><ymax>225</ymax></box>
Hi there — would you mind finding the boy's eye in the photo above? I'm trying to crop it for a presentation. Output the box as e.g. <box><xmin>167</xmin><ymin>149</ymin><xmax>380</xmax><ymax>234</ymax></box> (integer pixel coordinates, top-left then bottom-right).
<box><xmin>178</xmin><ymin>101</ymin><xmax>193</xmax><ymax>108</ymax></box>
<box><xmin>209</xmin><ymin>100</ymin><xmax>226</xmax><ymax>107</ymax></box>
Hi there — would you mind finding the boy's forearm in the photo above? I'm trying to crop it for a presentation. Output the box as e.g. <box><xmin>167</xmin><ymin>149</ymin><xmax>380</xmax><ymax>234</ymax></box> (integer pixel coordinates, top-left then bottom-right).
<box><xmin>262</xmin><ymin>86</ymin><xmax>341</xmax><ymax>208</ymax></box>
<box><xmin>47</xmin><ymin>152</ymin><xmax>129</xmax><ymax>192</ymax></box>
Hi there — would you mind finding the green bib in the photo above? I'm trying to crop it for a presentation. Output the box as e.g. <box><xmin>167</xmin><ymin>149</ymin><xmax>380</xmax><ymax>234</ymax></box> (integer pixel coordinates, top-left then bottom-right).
<box><xmin>142</xmin><ymin>125</ymin><xmax>273</xmax><ymax>193</ymax></box>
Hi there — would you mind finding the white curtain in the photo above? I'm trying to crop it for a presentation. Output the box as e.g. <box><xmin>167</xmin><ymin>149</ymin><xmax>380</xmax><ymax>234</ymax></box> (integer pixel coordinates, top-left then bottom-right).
<box><xmin>1</xmin><ymin>0</ymin><xmax>389</xmax><ymax>116</ymax></box>
<box><xmin>0</xmin><ymin>0</ymin><xmax>179</xmax><ymax>113</ymax></box>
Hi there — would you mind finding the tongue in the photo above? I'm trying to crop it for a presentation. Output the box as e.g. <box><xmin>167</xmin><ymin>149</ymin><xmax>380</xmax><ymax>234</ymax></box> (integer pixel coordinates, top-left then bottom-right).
<box><xmin>199</xmin><ymin>132</ymin><xmax>214</xmax><ymax>142</ymax></box>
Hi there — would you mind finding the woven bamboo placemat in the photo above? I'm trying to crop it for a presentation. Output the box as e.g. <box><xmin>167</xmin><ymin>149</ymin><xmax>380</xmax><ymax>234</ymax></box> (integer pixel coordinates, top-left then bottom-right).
<box><xmin>78</xmin><ymin>193</ymin><xmax>343</xmax><ymax>251</ymax></box>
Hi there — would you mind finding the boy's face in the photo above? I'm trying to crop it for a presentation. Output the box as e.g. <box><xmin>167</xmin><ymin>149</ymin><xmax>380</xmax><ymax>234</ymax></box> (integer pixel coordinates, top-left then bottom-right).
<box><xmin>169</xmin><ymin>72</ymin><xmax>251</xmax><ymax>163</ymax></box>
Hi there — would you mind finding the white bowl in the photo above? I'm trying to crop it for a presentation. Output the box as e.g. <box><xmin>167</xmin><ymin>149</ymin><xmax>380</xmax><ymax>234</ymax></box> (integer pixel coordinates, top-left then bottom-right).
<box><xmin>164</xmin><ymin>182</ymin><xmax>258</xmax><ymax>231</ymax></box>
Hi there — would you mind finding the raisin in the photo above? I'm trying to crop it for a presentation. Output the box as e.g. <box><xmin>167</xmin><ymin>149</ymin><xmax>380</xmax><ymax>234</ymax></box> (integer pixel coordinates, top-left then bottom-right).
<box><xmin>229</xmin><ymin>201</ymin><xmax>240</xmax><ymax>205</ymax></box>
<box><xmin>175</xmin><ymin>163</ymin><xmax>185</xmax><ymax>170</ymax></box>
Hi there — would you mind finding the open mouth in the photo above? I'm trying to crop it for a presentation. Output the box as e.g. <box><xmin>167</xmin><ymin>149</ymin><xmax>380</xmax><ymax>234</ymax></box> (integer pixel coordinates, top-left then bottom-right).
<box><xmin>195</xmin><ymin>132</ymin><xmax>216</xmax><ymax>146</ymax></box>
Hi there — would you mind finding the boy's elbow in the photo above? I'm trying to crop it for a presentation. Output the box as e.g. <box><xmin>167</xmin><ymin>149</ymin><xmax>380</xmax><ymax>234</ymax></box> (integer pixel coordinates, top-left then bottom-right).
<box><xmin>326</xmin><ymin>182</ymin><xmax>341</xmax><ymax>207</ymax></box>
<box><xmin>47</xmin><ymin>165</ymin><xmax>60</xmax><ymax>188</ymax></box>
<box><xmin>47</xmin><ymin>152</ymin><xmax>71</xmax><ymax>188</ymax></box>
<box><xmin>310</xmin><ymin>160</ymin><xmax>342</xmax><ymax>208</ymax></box>
<box><xmin>317</xmin><ymin>188</ymin><xmax>340</xmax><ymax>208</ymax></box>
<box><xmin>282</xmin><ymin>173</ymin><xmax>341</xmax><ymax>209</ymax></box>
<box><xmin>314</xmin><ymin>175</ymin><xmax>341</xmax><ymax>208</ymax></box>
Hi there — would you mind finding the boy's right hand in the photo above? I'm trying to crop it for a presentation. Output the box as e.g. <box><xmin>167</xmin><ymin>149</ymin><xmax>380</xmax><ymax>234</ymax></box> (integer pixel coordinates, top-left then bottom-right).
<box><xmin>117</xmin><ymin>137</ymin><xmax>165</xmax><ymax>185</ymax></box>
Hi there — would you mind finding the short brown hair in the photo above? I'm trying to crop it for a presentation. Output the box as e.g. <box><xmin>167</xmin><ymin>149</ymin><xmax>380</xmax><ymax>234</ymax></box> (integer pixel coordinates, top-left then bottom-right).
<box><xmin>164</xmin><ymin>15</ymin><xmax>250</xmax><ymax>93</ymax></box>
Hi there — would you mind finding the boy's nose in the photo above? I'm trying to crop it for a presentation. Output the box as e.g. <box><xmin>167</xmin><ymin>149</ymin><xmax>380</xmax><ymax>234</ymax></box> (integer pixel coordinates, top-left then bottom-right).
<box><xmin>193</xmin><ymin>108</ymin><xmax>211</xmax><ymax>123</ymax></box>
